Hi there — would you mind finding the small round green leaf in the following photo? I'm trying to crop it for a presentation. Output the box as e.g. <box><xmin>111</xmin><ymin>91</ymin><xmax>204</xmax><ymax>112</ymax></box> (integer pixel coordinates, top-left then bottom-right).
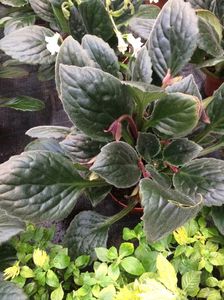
<box><xmin>121</xmin><ymin>256</ymin><xmax>145</xmax><ymax>276</ymax></box>
<box><xmin>136</xmin><ymin>132</ymin><xmax>161</xmax><ymax>162</ymax></box>
<box><xmin>46</xmin><ymin>270</ymin><xmax>60</xmax><ymax>288</ymax></box>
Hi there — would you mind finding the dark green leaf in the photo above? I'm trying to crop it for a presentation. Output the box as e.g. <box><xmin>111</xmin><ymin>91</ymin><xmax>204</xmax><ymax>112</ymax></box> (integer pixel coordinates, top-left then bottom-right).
<box><xmin>148</xmin><ymin>93</ymin><xmax>200</xmax><ymax>137</ymax></box>
<box><xmin>82</xmin><ymin>34</ymin><xmax>119</xmax><ymax>77</ymax></box>
<box><xmin>26</xmin><ymin>126</ymin><xmax>71</xmax><ymax>139</ymax></box>
<box><xmin>69</xmin><ymin>5</ymin><xmax>87</xmax><ymax>43</ymax></box>
<box><xmin>78</xmin><ymin>0</ymin><xmax>114</xmax><ymax>41</ymax></box>
<box><xmin>197</xmin><ymin>17</ymin><xmax>224</xmax><ymax>57</ymax></box>
<box><xmin>37</xmin><ymin>63</ymin><xmax>55</xmax><ymax>82</ymax></box>
<box><xmin>0</xmin><ymin>0</ymin><xmax>27</xmax><ymax>7</ymax></box>
<box><xmin>173</xmin><ymin>158</ymin><xmax>224</xmax><ymax>206</ymax></box>
<box><xmin>121</xmin><ymin>257</ymin><xmax>145</xmax><ymax>276</ymax></box>
<box><xmin>0</xmin><ymin>244</ymin><xmax>16</xmax><ymax>271</ymax></box>
<box><xmin>128</xmin><ymin>18</ymin><xmax>155</xmax><ymax>41</ymax></box>
<box><xmin>123</xmin><ymin>81</ymin><xmax>166</xmax><ymax>109</ymax></box>
<box><xmin>206</xmin><ymin>83</ymin><xmax>224</xmax><ymax>134</ymax></box>
<box><xmin>163</xmin><ymin>138</ymin><xmax>202</xmax><ymax>166</ymax></box>
<box><xmin>166</xmin><ymin>75</ymin><xmax>202</xmax><ymax>100</ymax></box>
<box><xmin>0</xmin><ymin>96</ymin><xmax>45</xmax><ymax>111</ymax></box>
<box><xmin>132</xmin><ymin>46</ymin><xmax>152</xmax><ymax>83</ymax></box>
<box><xmin>0</xmin><ymin>280</ymin><xmax>28</xmax><ymax>300</ymax></box>
<box><xmin>0</xmin><ymin>209</ymin><xmax>25</xmax><ymax>245</ymax></box>
<box><xmin>182</xmin><ymin>271</ymin><xmax>201</xmax><ymax>297</ymax></box>
<box><xmin>90</xmin><ymin>141</ymin><xmax>141</xmax><ymax>188</ymax></box>
<box><xmin>0</xmin><ymin>26</ymin><xmax>57</xmax><ymax>64</ymax></box>
<box><xmin>147</xmin><ymin>0</ymin><xmax>198</xmax><ymax>78</ymax></box>
<box><xmin>211</xmin><ymin>206</ymin><xmax>224</xmax><ymax>235</ymax></box>
<box><xmin>85</xmin><ymin>186</ymin><xmax>111</xmax><ymax>207</ymax></box>
<box><xmin>55</xmin><ymin>35</ymin><xmax>95</xmax><ymax>95</ymax></box>
<box><xmin>136</xmin><ymin>132</ymin><xmax>161</xmax><ymax>162</ymax></box>
<box><xmin>64</xmin><ymin>211</ymin><xmax>109</xmax><ymax>260</ymax></box>
<box><xmin>0</xmin><ymin>151</ymin><xmax>96</xmax><ymax>222</ymax></box>
<box><xmin>60</xmin><ymin>65</ymin><xmax>133</xmax><ymax>141</ymax></box>
<box><xmin>60</xmin><ymin>132</ymin><xmax>104</xmax><ymax>163</ymax></box>
<box><xmin>145</xmin><ymin>165</ymin><xmax>172</xmax><ymax>189</ymax></box>
<box><xmin>29</xmin><ymin>0</ymin><xmax>55</xmax><ymax>23</ymax></box>
<box><xmin>140</xmin><ymin>179</ymin><xmax>202</xmax><ymax>242</ymax></box>
<box><xmin>0</xmin><ymin>67</ymin><xmax>28</xmax><ymax>79</ymax></box>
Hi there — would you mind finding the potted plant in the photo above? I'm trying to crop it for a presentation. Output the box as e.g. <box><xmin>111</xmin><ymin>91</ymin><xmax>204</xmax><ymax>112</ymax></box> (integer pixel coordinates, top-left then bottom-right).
<box><xmin>1</xmin><ymin>0</ymin><xmax>224</xmax><ymax>264</ymax></box>
<box><xmin>186</xmin><ymin>0</ymin><xmax>224</xmax><ymax>96</ymax></box>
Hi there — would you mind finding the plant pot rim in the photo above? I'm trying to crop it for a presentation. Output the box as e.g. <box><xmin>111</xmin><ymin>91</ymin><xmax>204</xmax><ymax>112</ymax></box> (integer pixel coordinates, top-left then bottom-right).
<box><xmin>110</xmin><ymin>192</ymin><xmax>143</xmax><ymax>214</ymax></box>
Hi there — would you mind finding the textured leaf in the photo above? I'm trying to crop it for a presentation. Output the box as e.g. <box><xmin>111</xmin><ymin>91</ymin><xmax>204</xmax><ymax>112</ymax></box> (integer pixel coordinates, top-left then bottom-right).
<box><xmin>90</xmin><ymin>142</ymin><xmax>141</xmax><ymax>188</ymax></box>
<box><xmin>145</xmin><ymin>165</ymin><xmax>172</xmax><ymax>189</ymax></box>
<box><xmin>64</xmin><ymin>211</ymin><xmax>109</xmax><ymax>260</ymax></box>
<box><xmin>82</xmin><ymin>34</ymin><xmax>119</xmax><ymax>77</ymax></box>
<box><xmin>163</xmin><ymin>138</ymin><xmax>202</xmax><ymax>166</ymax></box>
<box><xmin>85</xmin><ymin>186</ymin><xmax>111</xmax><ymax>207</ymax></box>
<box><xmin>4</xmin><ymin>14</ymin><xmax>35</xmax><ymax>35</ymax></box>
<box><xmin>211</xmin><ymin>206</ymin><xmax>224</xmax><ymax>235</ymax></box>
<box><xmin>148</xmin><ymin>0</ymin><xmax>198</xmax><ymax>79</ymax></box>
<box><xmin>0</xmin><ymin>26</ymin><xmax>57</xmax><ymax>65</ymax></box>
<box><xmin>29</xmin><ymin>0</ymin><xmax>54</xmax><ymax>23</ymax></box>
<box><xmin>78</xmin><ymin>0</ymin><xmax>114</xmax><ymax>41</ymax></box>
<box><xmin>206</xmin><ymin>83</ymin><xmax>224</xmax><ymax>134</ymax></box>
<box><xmin>166</xmin><ymin>75</ymin><xmax>202</xmax><ymax>100</ymax></box>
<box><xmin>0</xmin><ymin>66</ymin><xmax>28</xmax><ymax>79</ymax></box>
<box><xmin>0</xmin><ymin>96</ymin><xmax>45</xmax><ymax>111</ymax></box>
<box><xmin>55</xmin><ymin>36</ymin><xmax>95</xmax><ymax>95</ymax></box>
<box><xmin>69</xmin><ymin>5</ymin><xmax>87</xmax><ymax>43</ymax></box>
<box><xmin>26</xmin><ymin>126</ymin><xmax>71</xmax><ymax>139</ymax></box>
<box><xmin>60</xmin><ymin>132</ymin><xmax>104</xmax><ymax>164</ymax></box>
<box><xmin>132</xmin><ymin>46</ymin><xmax>152</xmax><ymax>83</ymax></box>
<box><xmin>25</xmin><ymin>138</ymin><xmax>65</xmax><ymax>155</ymax></box>
<box><xmin>37</xmin><ymin>63</ymin><xmax>55</xmax><ymax>82</ymax></box>
<box><xmin>0</xmin><ymin>151</ymin><xmax>97</xmax><ymax>222</ymax></box>
<box><xmin>148</xmin><ymin>93</ymin><xmax>200</xmax><ymax>137</ymax></box>
<box><xmin>197</xmin><ymin>9</ymin><xmax>223</xmax><ymax>42</ymax></box>
<box><xmin>182</xmin><ymin>271</ymin><xmax>201</xmax><ymax>297</ymax></box>
<box><xmin>136</xmin><ymin>132</ymin><xmax>161</xmax><ymax>162</ymax></box>
<box><xmin>0</xmin><ymin>0</ymin><xmax>27</xmax><ymax>7</ymax></box>
<box><xmin>156</xmin><ymin>254</ymin><xmax>177</xmax><ymax>293</ymax></box>
<box><xmin>140</xmin><ymin>178</ymin><xmax>202</xmax><ymax>242</ymax></box>
<box><xmin>197</xmin><ymin>17</ymin><xmax>223</xmax><ymax>57</ymax></box>
<box><xmin>0</xmin><ymin>209</ymin><xmax>25</xmax><ymax>245</ymax></box>
<box><xmin>173</xmin><ymin>158</ymin><xmax>224</xmax><ymax>207</ymax></box>
<box><xmin>0</xmin><ymin>281</ymin><xmax>28</xmax><ymax>300</ymax></box>
<box><xmin>123</xmin><ymin>81</ymin><xmax>166</xmax><ymax>109</ymax></box>
<box><xmin>60</xmin><ymin>65</ymin><xmax>133</xmax><ymax>141</ymax></box>
<box><xmin>128</xmin><ymin>18</ymin><xmax>155</xmax><ymax>41</ymax></box>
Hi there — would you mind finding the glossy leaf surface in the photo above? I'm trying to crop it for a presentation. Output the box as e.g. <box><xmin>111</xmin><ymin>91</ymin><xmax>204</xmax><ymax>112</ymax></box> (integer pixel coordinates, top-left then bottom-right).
<box><xmin>90</xmin><ymin>142</ymin><xmax>141</xmax><ymax>188</ymax></box>
<box><xmin>60</xmin><ymin>65</ymin><xmax>133</xmax><ymax>141</ymax></box>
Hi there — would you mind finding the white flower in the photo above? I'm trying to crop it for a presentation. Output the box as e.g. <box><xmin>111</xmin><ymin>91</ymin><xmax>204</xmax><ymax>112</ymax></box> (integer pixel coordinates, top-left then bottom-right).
<box><xmin>149</xmin><ymin>0</ymin><xmax>159</xmax><ymax>3</ymax></box>
<box><xmin>117</xmin><ymin>31</ymin><xmax>128</xmax><ymax>54</ymax></box>
<box><xmin>45</xmin><ymin>32</ymin><xmax>61</xmax><ymax>55</ymax></box>
<box><xmin>126</xmin><ymin>33</ymin><xmax>143</xmax><ymax>58</ymax></box>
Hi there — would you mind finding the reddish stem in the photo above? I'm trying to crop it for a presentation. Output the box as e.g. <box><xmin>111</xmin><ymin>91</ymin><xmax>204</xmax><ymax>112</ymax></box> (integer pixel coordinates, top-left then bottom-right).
<box><xmin>117</xmin><ymin>114</ymin><xmax>138</xmax><ymax>141</ymax></box>
<box><xmin>138</xmin><ymin>159</ymin><xmax>151</xmax><ymax>178</ymax></box>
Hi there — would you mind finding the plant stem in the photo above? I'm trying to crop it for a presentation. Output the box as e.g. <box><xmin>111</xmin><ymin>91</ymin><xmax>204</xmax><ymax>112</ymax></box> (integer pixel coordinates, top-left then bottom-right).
<box><xmin>198</xmin><ymin>141</ymin><xmax>224</xmax><ymax>157</ymax></box>
<box><xmin>104</xmin><ymin>199</ymin><xmax>139</xmax><ymax>227</ymax></box>
<box><xmin>51</xmin><ymin>4</ymin><xmax>70</xmax><ymax>33</ymax></box>
<box><xmin>118</xmin><ymin>114</ymin><xmax>138</xmax><ymax>141</ymax></box>
<box><xmin>193</xmin><ymin>126</ymin><xmax>211</xmax><ymax>144</ymax></box>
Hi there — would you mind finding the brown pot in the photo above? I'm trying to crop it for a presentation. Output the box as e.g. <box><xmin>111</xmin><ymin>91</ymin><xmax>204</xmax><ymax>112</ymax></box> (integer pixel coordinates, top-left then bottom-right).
<box><xmin>110</xmin><ymin>193</ymin><xmax>143</xmax><ymax>214</ymax></box>
<box><xmin>203</xmin><ymin>69</ymin><xmax>224</xmax><ymax>97</ymax></box>
<box><xmin>144</xmin><ymin>0</ymin><xmax>167</xmax><ymax>9</ymax></box>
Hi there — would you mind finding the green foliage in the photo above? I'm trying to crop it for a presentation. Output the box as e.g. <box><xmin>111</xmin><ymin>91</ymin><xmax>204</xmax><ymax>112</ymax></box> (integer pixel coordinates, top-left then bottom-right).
<box><xmin>3</xmin><ymin>214</ymin><xmax>224</xmax><ymax>299</ymax></box>
<box><xmin>1</xmin><ymin>0</ymin><xmax>224</xmax><ymax>274</ymax></box>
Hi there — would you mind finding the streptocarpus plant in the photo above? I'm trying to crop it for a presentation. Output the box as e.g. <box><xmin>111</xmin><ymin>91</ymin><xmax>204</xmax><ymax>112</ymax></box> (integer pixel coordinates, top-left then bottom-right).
<box><xmin>1</xmin><ymin>0</ymin><xmax>224</xmax><ymax>259</ymax></box>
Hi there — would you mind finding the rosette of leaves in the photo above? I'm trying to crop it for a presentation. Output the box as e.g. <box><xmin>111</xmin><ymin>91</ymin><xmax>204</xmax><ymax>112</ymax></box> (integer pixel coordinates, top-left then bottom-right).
<box><xmin>186</xmin><ymin>0</ymin><xmax>224</xmax><ymax>78</ymax></box>
<box><xmin>1</xmin><ymin>0</ymin><xmax>224</xmax><ymax>264</ymax></box>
